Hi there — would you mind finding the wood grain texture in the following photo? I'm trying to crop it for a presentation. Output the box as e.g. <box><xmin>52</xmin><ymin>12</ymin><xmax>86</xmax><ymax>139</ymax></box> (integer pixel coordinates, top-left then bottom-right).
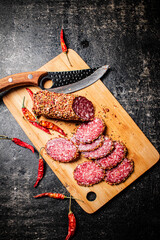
<box><xmin>0</xmin><ymin>71</ymin><xmax>47</xmax><ymax>93</ymax></box>
<box><xmin>3</xmin><ymin>49</ymin><xmax>159</xmax><ymax>213</ymax></box>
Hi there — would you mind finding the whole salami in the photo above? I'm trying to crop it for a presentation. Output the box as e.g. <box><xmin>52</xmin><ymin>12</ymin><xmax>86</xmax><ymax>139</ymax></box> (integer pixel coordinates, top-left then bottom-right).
<box><xmin>82</xmin><ymin>136</ymin><xmax>114</xmax><ymax>159</ymax></box>
<box><xmin>73</xmin><ymin>161</ymin><xmax>105</xmax><ymax>186</ymax></box>
<box><xmin>105</xmin><ymin>158</ymin><xmax>134</xmax><ymax>185</ymax></box>
<box><xmin>32</xmin><ymin>90</ymin><xmax>94</xmax><ymax>121</ymax></box>
<box><xmin>45</xmin><ymin>137</ymin><xmax>79</xmax><ymax>162</ymax></box>
<box><xmin>95</xmin><ymin>141</ymin><xmax>127</xmax><ymax>169</ymax></box>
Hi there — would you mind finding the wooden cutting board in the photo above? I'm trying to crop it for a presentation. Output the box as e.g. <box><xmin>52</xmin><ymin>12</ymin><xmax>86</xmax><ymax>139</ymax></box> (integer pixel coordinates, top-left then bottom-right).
<box><xmin>3</xmin><ymin>49</ymin><xmax>159</xmax><ymax>214</ymax></box>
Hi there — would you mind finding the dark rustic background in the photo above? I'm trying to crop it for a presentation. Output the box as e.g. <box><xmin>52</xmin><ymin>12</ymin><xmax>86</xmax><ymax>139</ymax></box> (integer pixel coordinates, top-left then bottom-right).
<box><xmin>0</xmin><ymin>0</ymin><xmax>159</xmax><ymax>240</ymax></box>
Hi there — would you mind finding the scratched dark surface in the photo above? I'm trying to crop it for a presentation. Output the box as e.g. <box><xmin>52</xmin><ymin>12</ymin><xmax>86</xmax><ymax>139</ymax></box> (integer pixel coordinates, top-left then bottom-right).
<box><xmin>0</xmin><ymin>0</ymin><xmax>160</xmax><ymax>240</ymax></box>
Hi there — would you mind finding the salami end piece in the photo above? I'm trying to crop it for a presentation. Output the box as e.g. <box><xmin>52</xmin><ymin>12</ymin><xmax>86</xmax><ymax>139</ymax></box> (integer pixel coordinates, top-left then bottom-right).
<box><xmin>45</xmin><ymin>137</ymin><xmax>79</xmax><ymax>162</ymax></box>
<box><xmin>105</xmin><ymin>158</ymin><xmax>134</xmax><ymax>185</ymax></box>
<box><xmin>82</xmin><ymin>136</ymin><xmax>114</xmax><ymax>160</ymax></box>
<box><xmin>32</xmin><ymin>90</ymin><xmax>94</xmax><ymax>121</ymax></box>
<box><xmin>74</xmin><ymin>118</ymin><xmax>105</xmax><ymax>144</ymax></box>
<box><xmin>95</xmin><ymin>141</ymin><xmax>127</xmax><ymax>169</ymax></box>
<box><xmin>73</xmin><ymin>161</ymin><xmax>105</xmax><ymax>186</ymax></box>
<box><xmin>72</xmin><ymin>96</ymin><xmax>94</xmax><ymax>121</ymax></box>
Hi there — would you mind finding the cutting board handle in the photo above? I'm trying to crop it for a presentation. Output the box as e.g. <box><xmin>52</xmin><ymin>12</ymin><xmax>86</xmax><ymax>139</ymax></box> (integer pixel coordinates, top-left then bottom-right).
<box><xmin>0</xmin><ymin>71</ymin><xmax>47</xmax><ymax>93</ymax></box>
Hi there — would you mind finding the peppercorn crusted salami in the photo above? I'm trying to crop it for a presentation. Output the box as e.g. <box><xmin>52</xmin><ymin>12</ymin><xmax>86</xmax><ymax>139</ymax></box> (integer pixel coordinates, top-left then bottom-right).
<box><xmin>74</xmin><ymin>118</ymin><xmax>105</xmax><ymax>144</ymax></box>
<box><xmin>45</xmin><ymin>137</ymin><xmax>79</xmax><ymax>162</ymax></box>
<box><xmin>32</xmin><ymin>90</ymin><xmax>94</xmax><ymax>121</ymax></box>
<box><xmin>95</xmin><ymin>141</ymin><xmax>127</xmax><ymax>169</ymax></box>
<box><xmin>105</xmin><ymin>158</ymin><xmax>134</xmax><ymax>185</ymax></box>
<box><xmin>73</xmin><ymin>161</ymin><xmax>105</xmax><ymax>186</ymax></box>
<box><xmin>82</xmin><ymin>136</ymin><xmax>114</xmax><ymax>159</ymax></box>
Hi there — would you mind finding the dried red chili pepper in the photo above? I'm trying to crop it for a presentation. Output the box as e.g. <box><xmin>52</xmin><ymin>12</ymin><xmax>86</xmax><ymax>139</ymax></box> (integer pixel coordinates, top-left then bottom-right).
<box><xmin>60</xmin><ymin>28</ymin><xmax>72</xmax><ymax>67</ymax></box>
<box><xmin>0</xmin><ymin>135</ymin><xmax>34</xmax><ymax>153</ymax></box>
<box><xmin>22</xmin><ymin>97</ymin><xmax>51</xmax><ymax>135</ymax></box>
<box><xmin>33</xmin><ymin>192</ymin><xmax>83</xmax><ymax>202</ymax></box>
<box><xmin>34</xmin><ymin>147</ymin><xmax>45</xmax><ymax>188</ymax></box>
<box><xmin>22</xmin><ymin>96</ymin><xmax>37</xmax><ymax>122</ymax></box>
<box><xmin>39</xmin><ymin>120</ymin><xmax>66</xmax><ymax>136</ymax></box>
<box><xmin>34</xmin><ymin>192</ymin><xmax>67</xmax><ymax>199</ymax></box>
<box><xmin>26</xmin><ymin>88</ymin><xmax>34</xmax><ymax>101</ymax></box>
<box><xmin>30</xmin><ymin>121</ymin><xmax>51</xmax><ymax>134</ymax></box>
<box><xmin>65</xmin><ymin>195</ymin><xmax>76</xmax><ymax>240</ymax></box>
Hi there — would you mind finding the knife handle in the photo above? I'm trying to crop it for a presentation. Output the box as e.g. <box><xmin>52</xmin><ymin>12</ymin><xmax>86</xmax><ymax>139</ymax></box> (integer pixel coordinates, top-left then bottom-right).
<box><xmin>0</xmin><ymin>71</ymin><xmax>47</xmax><ymax>93</ymax></box>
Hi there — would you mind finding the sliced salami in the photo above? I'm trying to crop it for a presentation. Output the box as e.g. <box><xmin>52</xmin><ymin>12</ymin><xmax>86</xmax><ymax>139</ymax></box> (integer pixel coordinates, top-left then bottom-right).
<box><xmin>105</xmin><ymin>158</ymin><xmax>134</xmax><ymax>185</ymax></box>
<box><xmin>78</xmin><ymin>135</ymin><xmax>104</xmax><ymax>152</ymax></box>
<box><xmin>82</xmin><ymin>136</ymin><xmax>113</xmax><ymax>159</ymax></box>
<box><xmin>95</xmin><ymin>141</ymin><xmax>127</xmax><ymax>169</ymax></box>
<box><xmin>32</xmin><ymin>90</ymin><xmax>94</xmax><ymax>121</ymax></box>
<box><xmin>73</xmin><ymin>161</ymin><xmax>105</xmax><ymax>186</ymax></box>
<box><xmin>74</xmin><ymin>118</ymin><xmax>105</xmax><ymax>144</ymax></box>
<box><xmin>45</xmin><ymin>137</ymin><xmax>79</xmax><ymax>162</ymax></box>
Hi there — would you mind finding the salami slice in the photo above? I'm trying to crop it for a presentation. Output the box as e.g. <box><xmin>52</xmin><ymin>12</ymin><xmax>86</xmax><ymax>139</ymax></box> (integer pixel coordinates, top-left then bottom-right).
<box><xmin>82</xmin><ymin>136</ymin><xmax>114</xmax><ymax>159</ymax></box>
<box><xmin>45</xmin><ymin>137</ymin><xmax>79</xmax><ymax>162</ymax></box>
<box><xmin>32</xmin><ymin>90</ymin><xmax>94</xmax><ymax>121</ymax></box>
<box><xmin>105</xmin><ymin>158</ymin><xmax>134</xmax><ymax>185</ymax></box>
<box><xmin>78</xmin><ymin>135</ymin><xmax>104</xmax><ymax>152</ymax></box>
<box><xmin>71</xmin><ymin>135</ymin><xmax>104</xmax><ymax>152</ymax></box>
<box><xmin>73</xmin><ymin>161</ymin><xmax>105</xmax><ymax>186</ymax></box>
<box><xmin>95</xmin><ymin>141</ymin><xmax>127</xmax><ymax>169</ymax></box>
<box><xmin>74</xmin><ymin>118</ymin><xmax>105</xmax><ymax>144</ymax></box>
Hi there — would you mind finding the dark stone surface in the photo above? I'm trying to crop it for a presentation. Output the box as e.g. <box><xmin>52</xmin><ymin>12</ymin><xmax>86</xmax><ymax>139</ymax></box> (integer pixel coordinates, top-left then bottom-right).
<box><xmin>0</xmin><ymin>0</ymin><xmax>159</xmax><ymax>239</ymax></box>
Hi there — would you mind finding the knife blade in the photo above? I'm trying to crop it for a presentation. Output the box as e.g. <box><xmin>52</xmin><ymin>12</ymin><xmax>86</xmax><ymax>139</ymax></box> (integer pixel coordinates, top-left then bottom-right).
<box><xmin>0</xmin><ymin>65</ymin><xmax>109</xmax><ymax>93</ymax></box>
<box><xmin>52</xmin><ymin>65</ymin><xmax>109</xmax><ymax>93</ymax></box>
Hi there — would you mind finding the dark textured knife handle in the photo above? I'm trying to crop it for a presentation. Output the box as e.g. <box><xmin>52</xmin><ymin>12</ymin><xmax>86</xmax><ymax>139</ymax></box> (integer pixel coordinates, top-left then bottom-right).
<box><xmin>0</xmin><ymin>71</ymin><xmax>47</xmax><ymax>93</ymax></box>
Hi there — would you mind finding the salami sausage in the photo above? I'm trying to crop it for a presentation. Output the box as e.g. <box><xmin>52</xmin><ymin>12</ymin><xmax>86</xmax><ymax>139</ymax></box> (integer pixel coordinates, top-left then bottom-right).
<box><xmin>82</xmin><ymin>136</ymin><xmax>114</xmax><ymax>159</ymax></box>
<box><xmin>45</xmin><ymin>137</ymin><xmax>79</xmax><ymax>162</ymax></box>
<box><xmin>73</xmin><ymin>161</ymin><xmax>105</xmax><ymax>186</ymax></box>
<box><xmin>32</xmin><ymin>90</ymin><xmax>94</xmax><ymax>121</ymax></box>
<box><xmin>71</xmin><ymin>135</ymin><xmax>104</xmax><ymax>152</ymax></box>
<box><xmin>74</xmin><ymin>118</ymin><xmax>105</xmax><ymax>144</ymax></box>
<box><xmin>95</xmin><ymin>141</ymin><xmax>127</xmax><ymax>169</ymax></box>
<box><xmin>78</xmin><ymin>135</ymin><xmax>104</xmax><ymax>152</ymax></box>
<box><xmin>105</xmin><ymin>158</ymin><xmax>134</xmax><ymax>185</ymax></box>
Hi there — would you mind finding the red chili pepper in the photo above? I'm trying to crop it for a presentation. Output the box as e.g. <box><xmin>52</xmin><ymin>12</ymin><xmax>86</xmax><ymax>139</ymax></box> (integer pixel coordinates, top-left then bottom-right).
<box><xmin>65</xmin><ymin>195</ymin><xmax>76</xmax><ymax>240</ymax></box>
<box><xmin>33</xmin><ymin>192</ymin><xmax>83</xmax><ymax>202</ymax></box>
<box><xmin>22</xmin><ymin>97</ymin><xmax>51</xmax><ymax>135</ymax></box>
<box><xmin>60</xmin><ymin>28</ymin><xmax>72</xmax><ymax>67</ymax></box>
<box><xmin>33</xmin><ymin>192</ymin><xmax>66</xmax><ymax>199</ymax></box>
<box><xmin>0</xmin><ymin>135</ymin><xmax>34</xmax><ymax>153</ymax></box>
<box><xmin>39</xmin><ymin>120</ymin><xmax>66</xmax><ymax>136</ymax></box>
<box><xmin>22</xmin><ymin>96</ymin><xmax>37</xmax><ymax>122</ymax></box>
<box><xmin>26</xmin><ymin>88</ymin><xmax>34</xmax><ymax>101</ymax></box>
<box><xmin>34</xmin><ymin>147</ymin><xmax>44</xmax><ymax>188</ymax></box>
<box><xmin>30</xmin><ymin>121</ymin><xmax>51</xmax><ymax>134</ymax></box>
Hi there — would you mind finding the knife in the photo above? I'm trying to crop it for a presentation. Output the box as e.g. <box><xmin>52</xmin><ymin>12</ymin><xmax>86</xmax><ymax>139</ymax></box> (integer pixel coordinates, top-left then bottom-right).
<box><xmin>0</xmin><ymin>65</ymin><xmax>109</xmax><ymax>94</ymax></box>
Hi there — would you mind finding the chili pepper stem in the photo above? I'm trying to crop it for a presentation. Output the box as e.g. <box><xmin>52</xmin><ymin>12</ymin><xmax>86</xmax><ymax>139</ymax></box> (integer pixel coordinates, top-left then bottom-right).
<box><xmin>22</xmin><ymin>96</ymin><xmax>25</xmax><ymax>108</ymax></box>
<box><xmin>65</xmin><ymin>52</ymin><xmax>72</xmax><ymax>67</ymax></box>
<box><xmin>0</xmin><ymin>135</ymin><xmax>12</xmax><ymax>140</ymax></box>
<box><xmin>64</xmin><ymin>196</ymin><xmax>84</xmax><ymax>202</ymax></box>
<box><xmin>39</xmin><ymin>146</ymin><xmax>45</xmax><ymax>159</ymax></box>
